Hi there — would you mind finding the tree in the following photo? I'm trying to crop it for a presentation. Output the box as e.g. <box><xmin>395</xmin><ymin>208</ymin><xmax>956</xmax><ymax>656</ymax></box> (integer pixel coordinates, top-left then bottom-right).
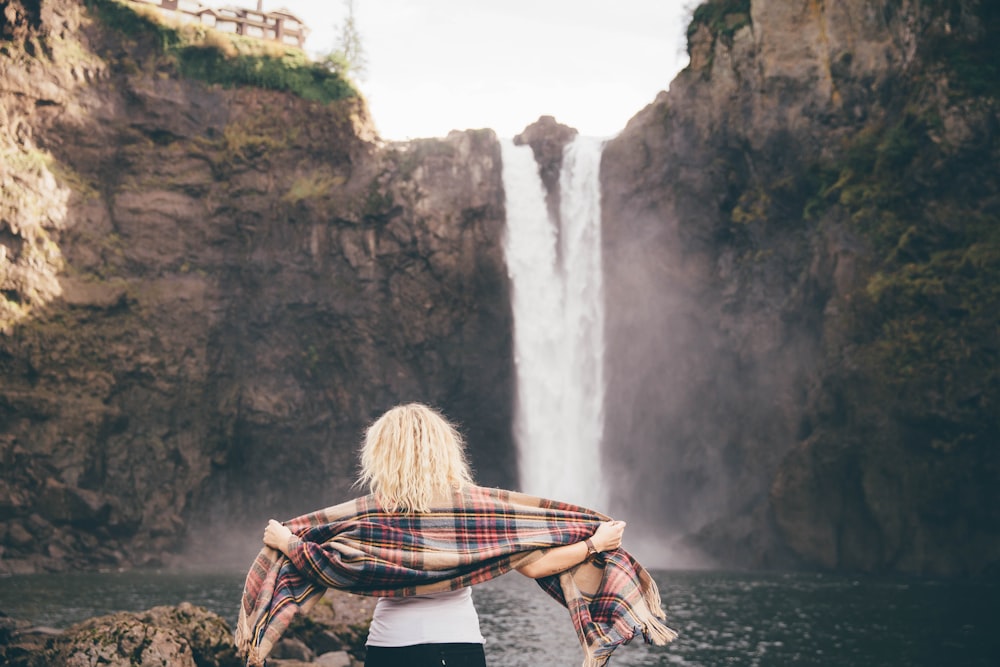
<box><xmin>325</xmin><ymin>0</ymin><xmax>367</xmax><ymax>81</ymax></box>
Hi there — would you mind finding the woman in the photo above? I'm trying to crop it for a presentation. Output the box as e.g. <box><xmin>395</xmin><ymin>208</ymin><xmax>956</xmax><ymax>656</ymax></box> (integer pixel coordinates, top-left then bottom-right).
<box><xmin>238</xmin><ymin>403</ymin><xmax>675</xmax><ymax>667</ymax></box>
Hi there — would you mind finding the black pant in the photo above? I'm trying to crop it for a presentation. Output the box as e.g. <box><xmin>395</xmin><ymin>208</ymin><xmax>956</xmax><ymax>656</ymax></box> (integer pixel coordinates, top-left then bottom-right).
<box><xmin>364</xmin><ymin>642</ymin><xmax>487</xmax><ymax>667</ymax></box>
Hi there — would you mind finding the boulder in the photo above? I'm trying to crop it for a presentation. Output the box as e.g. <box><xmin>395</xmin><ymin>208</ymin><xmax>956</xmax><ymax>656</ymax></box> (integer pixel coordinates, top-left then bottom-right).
<box><xmin>53</xmin><ymin>603</ymin><xmax>241</xmax><ymax>667</ymax></box>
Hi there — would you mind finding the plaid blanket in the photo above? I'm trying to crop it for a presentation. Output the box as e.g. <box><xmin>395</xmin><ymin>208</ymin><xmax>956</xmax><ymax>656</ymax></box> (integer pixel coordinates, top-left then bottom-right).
<box><xmin>235</xmin><ymin>485</ymin><xmax>677</xmax><ymax>666</ymax></box>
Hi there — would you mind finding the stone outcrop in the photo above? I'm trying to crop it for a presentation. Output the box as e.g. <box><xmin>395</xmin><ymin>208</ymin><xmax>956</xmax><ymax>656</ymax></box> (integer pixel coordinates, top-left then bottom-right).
<box><xmin>0</xmin><ymin>594</ymin><xmax>373</xmax><ymax>666</ymax></box>
<box><xmin>513</xmin><ymin>115</ymin><xmax>578</xmax><ymax>226</ymax></box>
<box><xmin>600</xmin><ymin>0</ymin><xmax>999</xmax><ymax>574</ymax></box>
<box><xmin>0</xmin><ymin>603</ymin><xmax>240</xmax><ymax>667</ymax></box>
<box><xmin>0</xmin><ymin>0</ymin><xmax>515</xmax><ymax>572</ymax></box>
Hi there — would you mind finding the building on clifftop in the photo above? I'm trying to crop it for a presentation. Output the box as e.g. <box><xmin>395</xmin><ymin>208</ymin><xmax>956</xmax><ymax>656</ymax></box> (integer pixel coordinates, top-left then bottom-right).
<box><xmin>128</xmin><ymin>0</ymin><xmax>310</xmax><ymax>49</ymax></box>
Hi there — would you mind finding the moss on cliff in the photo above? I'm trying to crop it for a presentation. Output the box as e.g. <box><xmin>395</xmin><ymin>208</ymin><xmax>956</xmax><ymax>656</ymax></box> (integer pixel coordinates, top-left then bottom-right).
<box><xmin>84</xmin><ymin>0</ymin><xmax>355</xmax><ymax>102</ymax></box>
<box><xmin>701</xmin><ymin>0</ymin><xmax>1000</xmax><ymax>572</ymax></box>
<box><xmin>809</xmin><ymin>0</ymin><xmax>999</xmax><ymax>464</ymax></box>
<box><xmin>722</xmin><ymin>0</ymin><xmax>999</xmax><ymax>464</ymax></box>
<box><xmin>834</xmin><ymin>117</ymin><xmax>999</xmax><ymax>452</ymax></box>
<box><xmin>738</xmin><ymin>123</ymin><xmax>997</xmax><ymax>462</ymax></box>
<box><xmin>921</xmin><ymin>0</ymin><xmax>1000</xmax><ymax>98</ymax></box>
<box><xmin>687</xmin><ymin>0</ymin><xmax>751</xmax><ymax>43</ymax></box>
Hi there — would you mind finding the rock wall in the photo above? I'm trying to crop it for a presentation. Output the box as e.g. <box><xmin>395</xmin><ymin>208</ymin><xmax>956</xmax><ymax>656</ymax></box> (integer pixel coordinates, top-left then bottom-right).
<box><xmin>3</xmin><ymin>0</ymin><xmax>997</xmax><ymax>578</ymax></box>
<box><xmin>0</xmin><ymin>0</ymin><xmax>515</xmax><ymax>572</ymax></box>
<box><xmin>601</xmin><ymin>0</ymin><xmax>999</xmax><ymax>574</ymax></box>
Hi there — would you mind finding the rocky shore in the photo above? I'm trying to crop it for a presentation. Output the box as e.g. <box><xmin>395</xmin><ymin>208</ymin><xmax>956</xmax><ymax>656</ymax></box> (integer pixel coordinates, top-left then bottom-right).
<box><xmin>0</xmin><ymin>589</ymin><xmax>374</xmax><ymax>667</ymax></box>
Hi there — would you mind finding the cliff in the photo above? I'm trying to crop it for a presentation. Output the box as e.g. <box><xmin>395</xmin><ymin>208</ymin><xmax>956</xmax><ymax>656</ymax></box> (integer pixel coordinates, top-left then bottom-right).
<box><xmin>2</xmin><ymin>0</ymin><xmax>997</xmax><ymax>578</ymax></box>
<box><xmin>0</xmin><ymin>0</ymin><xmax>515</xmax><ymax>571</ymax></box>
<box><xmin>601</xmin><ymin>0</ymin><xmax>999</xmax><ymax>574</ymax></box>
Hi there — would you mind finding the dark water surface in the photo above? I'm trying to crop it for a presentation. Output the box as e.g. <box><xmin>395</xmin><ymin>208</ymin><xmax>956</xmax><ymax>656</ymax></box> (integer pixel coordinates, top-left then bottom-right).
<box><xmin>0</xmin><ymin>569</ymin><xmax>995</xmax><ymax>666</ymax></box>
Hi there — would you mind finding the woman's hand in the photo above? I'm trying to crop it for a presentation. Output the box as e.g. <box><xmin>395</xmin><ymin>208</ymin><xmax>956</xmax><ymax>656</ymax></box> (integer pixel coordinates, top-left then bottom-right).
<box><xmin>516</xmin><ymin>519</ymin><xmax>628</xmax><ymax>579</ymax></box>
<box><xmin>590</xmin><ymin>519</ymin><xmax>626</xmax><ymax>553</ymax></box>
<box><xmin>263</xmin><ymin>519</ymin><xmax>294</xmax><ymax>555</ymax></box>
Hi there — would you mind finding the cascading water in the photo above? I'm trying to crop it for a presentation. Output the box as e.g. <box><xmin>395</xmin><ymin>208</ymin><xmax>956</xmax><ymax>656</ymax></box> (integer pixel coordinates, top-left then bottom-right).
<box><xmin>501</xmin><ymin>136</ymin><xmax>607</xmax><ymax>510</ymax></box>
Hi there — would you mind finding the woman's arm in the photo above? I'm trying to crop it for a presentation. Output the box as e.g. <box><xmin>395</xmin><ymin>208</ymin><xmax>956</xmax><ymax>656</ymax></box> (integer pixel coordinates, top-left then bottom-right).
<box><xmin>264</xmin><ymin>517</ymin><xmax>626</xmax><ymax>580</ymax></box>
<box><xmin>516</xmin><ymin>520</ymin><xmax>626</xmax><ymax>579</ymax></box>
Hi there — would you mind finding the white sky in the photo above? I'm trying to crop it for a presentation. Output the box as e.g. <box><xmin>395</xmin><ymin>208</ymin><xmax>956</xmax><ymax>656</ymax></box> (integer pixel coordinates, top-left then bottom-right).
<box><xmin>202</xmin><ymin>1</ymin><xmax>693</xmax><ymax>140</ymax></box>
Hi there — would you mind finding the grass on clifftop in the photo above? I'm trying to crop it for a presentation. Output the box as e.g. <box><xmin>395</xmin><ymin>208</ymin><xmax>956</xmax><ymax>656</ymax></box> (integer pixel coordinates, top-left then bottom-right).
<box><xmin>84</xmin><ymin>0</ymin><xmax>355</xmax><ymax>103</ymax></box>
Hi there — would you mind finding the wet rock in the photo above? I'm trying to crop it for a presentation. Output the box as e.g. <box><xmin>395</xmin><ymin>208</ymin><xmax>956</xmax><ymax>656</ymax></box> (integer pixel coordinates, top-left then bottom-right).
<box><xmin>513</xmin><ymin>115</ymin><xmax>579</xmax><ymax>224</ymax></box>
<box><xmin>285</xmin><ymin>589</ymin><xmax>373</xmax><ymax>662</ymax></box>
<box><xmin>270</xmin><ymin>637</ymin><xmax>314</xmax><ymax>661</ymax></box>
<box><xmin>36</xmin><ymin>479</ymin><xmax>112</xmax><ymax>528</ymax></box>
<box><xmin>53</xmin><ymin>603</ymin><xmax>242</xmax><ymax>667</ymax></box>
<box><xmin>315</xmin><ymin>651</ymin><xmax>353</xmax><ymax>667</ymax></box>
<box><xmin>601</xmin><ymin>0</ymin><xmax>1000</xmax><ymax>574</ymax></box>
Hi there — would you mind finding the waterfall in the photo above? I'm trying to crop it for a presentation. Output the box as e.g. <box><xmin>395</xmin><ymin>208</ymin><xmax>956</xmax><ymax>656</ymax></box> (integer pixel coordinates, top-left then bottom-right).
<box><xmin>501</xmin><ymin>136</ymin><xmax>607</xmax><ymax>510</ymax></box>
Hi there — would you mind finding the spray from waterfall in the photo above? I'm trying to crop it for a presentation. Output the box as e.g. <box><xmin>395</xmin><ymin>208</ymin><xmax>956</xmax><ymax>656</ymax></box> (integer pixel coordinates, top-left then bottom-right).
<box><xmin>501</xmin><ymin>136</ymin><xmax>607</xmax><ymax>511</ymax></box>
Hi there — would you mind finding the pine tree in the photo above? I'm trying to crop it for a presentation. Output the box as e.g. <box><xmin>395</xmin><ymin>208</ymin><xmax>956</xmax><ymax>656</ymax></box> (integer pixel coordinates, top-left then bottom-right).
<box><xmin>327</xmin><ymin>0</ymin><xmax>367</xmax><ymax>81</ymax></box>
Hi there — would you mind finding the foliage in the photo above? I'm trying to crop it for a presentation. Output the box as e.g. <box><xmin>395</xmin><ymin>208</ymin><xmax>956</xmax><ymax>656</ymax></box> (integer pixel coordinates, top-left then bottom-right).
<box><xmin>687</xmin><ymin>0</ymin><xmax>752</xmax><ymax>40</ymax></box>
<box><xmin>283</xmin><ymin>168</ymin><xmax>346</xmax><ymax>204</ymax></box>
<box><xmin>720</xmin><ymin>0</ymin><xmax>1000</xmax><ymax>462</ymax></box>
<box><xmin>84</xmin><ymin>0</ymin><xmax>356</xmax><ymax>103</ymax></box>
<box><xmin>322</xmin><ymin>0</ymin><xmax>367</xmax><ymax>82</ymax></box>
<box><xmin>177</xmin><ymin>44</ymin><xmax>355</xmax><ymax>102</ymax></box>
<box><xmin>920</xmin><ymin>0</ymin><xmax>1000</xmax><ymax>98</ymax></box>
<box><xmin>813</xmin><ymin>101</ymin><xmax>999</xmax><ymax>456</ymax></box>
<box><xmin>192</xmin><ymin>114</ymin><xmax>297</xmax><ymax>179</ymax></box>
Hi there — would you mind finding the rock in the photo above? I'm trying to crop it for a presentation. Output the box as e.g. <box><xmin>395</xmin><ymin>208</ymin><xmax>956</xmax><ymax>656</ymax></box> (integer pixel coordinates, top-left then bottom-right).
<box><xmin>284</xmin><ymin>589</ymin><xmax>373</xmax><ymax>660</ymax></box>
<box><xmin>0</xmin><ymin>616</ymin><xmax>65</xmax><ymax>667</ymax></box>
<box><xmin>0</xmin><ymin>593</ymin><xmax>374</xmax><ymax>667</ymax></box>
<box><xmin>270</xmin><ymin>637</ymin><xmax>314</xmax><ymax>661</ymax></box>
<box><xmin>0</xmin><ymin>0</ymin><xmax>516</xmax><ymax>570</ymax></box>
<box><xmin>1</xmin><ymin>0</ymin><xmax>996</xmax><ymax>579</ymax></box>
<box><xmin>316</xmin><ymin>651</ymin><xmax>353</xmax><ymax>666</ymax></box>
<box><xmin>52</xmin><ymin>603</ymin><xmax>241</xmax><ymax>667</ymax></box>
<box><xmin>513</xmin><ymin>115</ymin><xmax>578</xmax><ymax>225</ymax></box>
<box><xmin>0</xmin><ymin>480</ymin><xmax>29</xmax><ymax>520</ymax></box>
<box><xmin>3</xmin><ymin>520</ymin><xmax>33</xmax><ymax>547</ymax></box>
<box><xmin>601</xmin><ymin>0</ymin><xmax>1000</xmax><ymax>575</ymax></box>
<box><xmin>36</xmin><ymin>479</ymin><xmax>112</xmax><ymax>528</ymax></box>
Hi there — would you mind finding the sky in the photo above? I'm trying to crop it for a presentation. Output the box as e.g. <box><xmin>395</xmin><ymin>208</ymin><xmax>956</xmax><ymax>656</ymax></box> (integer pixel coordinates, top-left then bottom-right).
<box><xmin>202</xmin><ymin>1</ymin><xmax>694</xmax><ymax>140</ymax></box>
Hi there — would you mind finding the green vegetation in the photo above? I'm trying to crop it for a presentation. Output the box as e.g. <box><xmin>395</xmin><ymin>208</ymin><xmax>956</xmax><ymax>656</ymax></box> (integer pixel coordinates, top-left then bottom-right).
<box><xmin>920</xmin><ymin>0</ymin><xmax>1000</xmax><ymax>98</ymax></box>
<box><xmin>722</xmin><ymin>0</ymin><xmax>1000</xmax><ymax>459</ymax></box>
<box><xmin>191</xmin><ymin>114</ymin><xmax>298</xmax><ymax>178</ymax></box>
<box><xmin>283</xmin><ymin>168</ymin><xmax>346</xmax><ymax>204</ymax></box>
<box><xmin>322</xmin><ymin>0</ymin><xmax>367</xmax><ymax>82</ymax></box>
<box><xmin>806</xmin><ymin>102</ymin><xmax>998</xmax><ymax>455</ymax></box>
<box><xmin>84</xmin><ymin>0</ymin><xmax>356</xmax><ymax>103</ymax></box>
<box><xmin>818</xmin><ymin>3</ymin><xmax>1000</xmax><ymax>453</ymax></box>
<box><xmin>687</xmin><ymin>0</ymin><xmax>751</xmax><ymax>41</ymax></box>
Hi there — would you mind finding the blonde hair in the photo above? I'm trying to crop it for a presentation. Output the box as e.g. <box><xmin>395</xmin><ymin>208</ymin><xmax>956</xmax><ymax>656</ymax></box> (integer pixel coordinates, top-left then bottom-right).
<box><xmin>357</xmin><ymin>403</ymin><xmax>474</xmax><ymax>513</ymax></box>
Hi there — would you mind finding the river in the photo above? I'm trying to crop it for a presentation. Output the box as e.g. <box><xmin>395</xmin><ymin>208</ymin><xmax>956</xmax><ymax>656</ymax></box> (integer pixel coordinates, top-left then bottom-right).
<box><xmin>1</xmin><ymin>568</ymin><xmax>995</xmax><ymax>666</ymax></box>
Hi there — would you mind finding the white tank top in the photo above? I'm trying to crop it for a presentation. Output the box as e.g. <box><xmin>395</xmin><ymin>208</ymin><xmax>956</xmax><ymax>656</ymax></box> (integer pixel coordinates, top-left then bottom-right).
<box><xmin>365</xmin><ymin>587</ymin><xmax>485</xmax><ymax>647</ymax></box>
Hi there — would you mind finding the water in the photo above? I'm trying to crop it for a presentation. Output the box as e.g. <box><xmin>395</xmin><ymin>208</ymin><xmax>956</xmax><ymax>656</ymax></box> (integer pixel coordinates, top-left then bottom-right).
<box><xmin>501</xmin><ymin>136</ymin><xmax>607</xmax><ymax>511</ymax></box>
<box><xmin>0</xmin><ymin>570</ymin><xmax>247</xmax><ymax>630</ymax></box>
<box><xmin>2</xmin><ymin>569</ymin><xmax>995</xmax><ymax>666</ymax></box>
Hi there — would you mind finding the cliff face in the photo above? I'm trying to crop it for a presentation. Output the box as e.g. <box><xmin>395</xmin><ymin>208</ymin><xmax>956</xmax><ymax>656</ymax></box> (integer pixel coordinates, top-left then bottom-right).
<box><xmin>602</xmin><ymin>0</ymin><xmax>999</xmax><ymax>574</ymax></box>
<box><xmin>3</xmin><ymin>0</ymin><xmax>997</xmax><ymax>578</ymax></box>
<box><xmin>0</xmin><ymin>0</ymin><xmax>514</xmax><ymax>571</ymax></box>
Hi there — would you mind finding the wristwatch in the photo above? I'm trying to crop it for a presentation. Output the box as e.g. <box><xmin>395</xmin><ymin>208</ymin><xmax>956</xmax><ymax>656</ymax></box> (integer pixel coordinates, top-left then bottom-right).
<box><xmin>584</xmin><ymin>538</ymin><xmax>599</xmax><ymax>560</ymax></box>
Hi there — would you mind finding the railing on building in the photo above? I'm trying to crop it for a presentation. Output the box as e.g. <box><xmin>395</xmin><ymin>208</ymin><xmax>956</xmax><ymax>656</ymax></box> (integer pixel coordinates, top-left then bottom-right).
<box><xmin>128</xmin><ymin>0</ymin><xmax>310</xmax><ymax>49</ymax></box>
